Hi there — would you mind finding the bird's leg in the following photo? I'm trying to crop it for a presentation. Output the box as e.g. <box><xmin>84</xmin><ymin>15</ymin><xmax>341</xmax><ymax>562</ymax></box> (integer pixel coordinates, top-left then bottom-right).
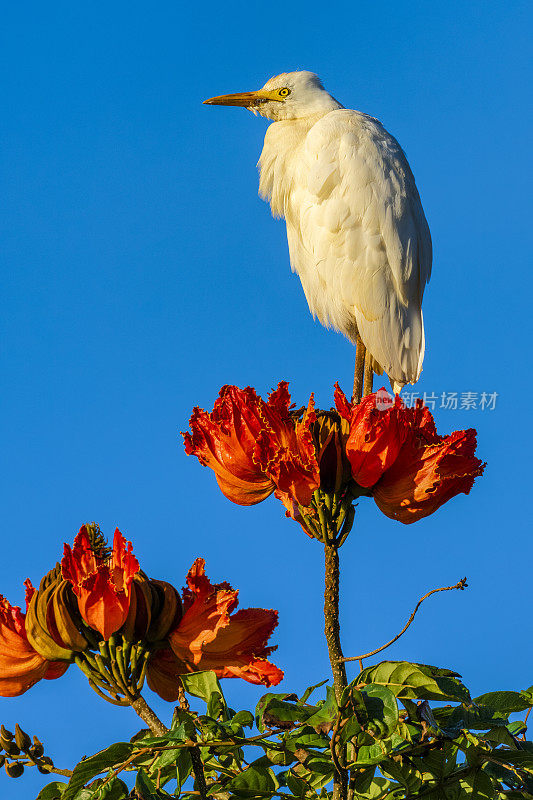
<box><xmin>352</xmin><ymin>334</ymin><xmax>366</xmax><ymax>404</ymax></box>
<box><xmin>363</xmin><ymin>352</ymin><xmax>374</xmax><ymax>397</ymax></box>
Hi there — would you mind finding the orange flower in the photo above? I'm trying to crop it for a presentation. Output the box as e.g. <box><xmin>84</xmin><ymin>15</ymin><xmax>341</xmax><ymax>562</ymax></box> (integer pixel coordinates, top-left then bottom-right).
<box><xmin>61</xmin><ymin>526</ymin><xmax>140</xmax><ymax>640</ymax></box>
<box><xmin>0</xmin><ymin>585</ymin><xmax>68</xmax><ymax>697</ymax></box>
<box><xmin>334</xmin><ymin>385</ymin><xmax>408</xmax><ymax>487</ymax></box>
<box><xmin>183</xmin><ymin>385</ymin><xmax>275</xmax><ymax>505</ymax></box>
<box><xmin>255</xmin><ymin>384</ymin><xmax>320</xmax><ymax>507</ymax></box>
<box><xmin>374</xmin><ymin>403</ymin><xmax>485</xmax><ymax>523</ymax></box>
<box><xmin>184</xmin><ymin>383</ymin><xmax>320</xmax><ymax>509</ymax></box>
<box><xmin>147</xmin><ymin>559</ymin><xmax>283</xmax><ymax>700</ymax></box>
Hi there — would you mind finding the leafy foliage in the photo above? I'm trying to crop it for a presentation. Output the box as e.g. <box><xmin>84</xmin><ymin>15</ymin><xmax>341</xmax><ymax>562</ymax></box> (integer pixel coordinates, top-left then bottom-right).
<box><xmin>30</xmin><ymin>668</ymin><xmax>533</xmax><ymax>800</ymax></box>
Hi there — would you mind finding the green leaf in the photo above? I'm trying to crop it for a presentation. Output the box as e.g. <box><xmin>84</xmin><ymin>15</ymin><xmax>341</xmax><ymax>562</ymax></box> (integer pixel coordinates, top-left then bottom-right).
<box><xmin>300</xmin><ymin>680</ymin><xmax>328</xmax><ymax>705</ymax></box>
<box><xmin>354</xmin><ymin>739</ymin><xmax>393</xmax><ymax>766</ymax></box>
<box><xmin>460</xmin><ymin>768</ymin><xmax>497</xmax><ymax>799</ymax></box>
<box><xmin>485</xmin><ymin>750</ymin><xmax>533</xmax><ymax>770</ymax></box>
<box><xmin>135</xmin><ymin>769</ymin><xmax>159</xmax><ymax>799</ymax></box>
<box><xmin>381</xmin><ymin>757</ymin><xmax>423</xmax><ymax>794</ymax></box>
<box><xmin>474</xmin><ymin>691</ymin><xmax>532</xmax><ymax>713</ymax></box>
<box><xmin>231</xmin><ymin>710</ymin><xmax>255</xmax><ymax>729</ymax></box>
<box><xmin>354</xmin><ymin>777</ymin><xmax>394</xmax><ymax>800</ymax></box>
<box><xmin>507</xmin><ymin>720</ymin><xmax>528</xmax><ymax>737</ymax></box>
<box><xmin>180</xmin><ymin>671</ymin><xmax>226</xmax><ymax>706</ymax></box>
<box><xmin>360</xmin><ymin>684</ymin><xmax>399</xmax><ymax>739</ymax></box>
<box><xmin>292</xmin><ymin>756</ymin><xmax>334</xmax><ymax>791</ymax></box>
<box><xmin>229</xmin><ymin>764</ymin><xmax>278</xmax><ymax>797</ymax></box>
<box><xmin>92</xmin><ymin>776</ymin><xmax>130</xmax><ymax>800</ymax></box>
<box><xmin>285</xmin><ymin>726</ymin><xmax>331</xmax><ymax>750</ymax></box>
<box><xmin>255</xmin><ymin>693</ymin><xmax>317</xmax><ymax>733</ymax></box>
<box><xmin>175</xmin><ymin>748</ymin><xmax>193</xmax><ymax>792</ymax></box>
<box><xmin>433</xmin><ymin>702</ymin><xmax>509</xmax><ymax>733</ymax></box>
<box><xmin>357</xmin><ymin>661</ymin><xmax>470</xmax><ymax>702</ymax></box>
<box><xmin>63</xmin><ymin>743</ymin><xmax>135</xmax><ymax>800</ymax></box>
<box><xmin>285</xmin><ymin>772</ymin><xmax>308</xmax><ymax>797</ymax></box>
<box><xmin>36</xmin><ymin>783</ymin><xmax>67</xmax><ymax>800</ymax></box>
<box><xmin>305</xmin><ymin>685</ymin><xmax>338</xmax><ymax>733</ymax></box>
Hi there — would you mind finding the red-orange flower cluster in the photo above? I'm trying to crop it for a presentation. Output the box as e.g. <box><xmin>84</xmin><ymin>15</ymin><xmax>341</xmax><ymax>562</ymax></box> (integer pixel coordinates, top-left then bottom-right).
<box><xmin>0</xmin><ymin>528</ymin><xmax>283</xmax><ymax>699</ymax></box>
<box><xmin>147</xmin><ymin>558</ymin><xmax>283</xmax><ymax>700</ymax></box>
<box><xmin>334</xmin><ymin>386</ymin><xmax>485</xmax><ymax>524</ymax></box>
<box><xmin>185</xmin><ymin>383</ymin><xmax>485</xmax><ymax>527</ymax></box>
<box><xmin>183</xmin><ymin>383</ymin><xmax>320</xmax><ymax>512</ymax></box>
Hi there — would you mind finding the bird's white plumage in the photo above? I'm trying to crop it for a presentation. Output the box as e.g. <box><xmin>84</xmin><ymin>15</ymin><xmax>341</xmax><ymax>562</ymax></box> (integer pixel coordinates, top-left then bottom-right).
<box><xmin>256</xmin><ymin>73</ymin><xmax>432</xmax><ymax>391</ymax></box>
<box><xmin>204</xmin><ymin>70</ymin><xmax>432</xmax><ymax>391</ymax></box>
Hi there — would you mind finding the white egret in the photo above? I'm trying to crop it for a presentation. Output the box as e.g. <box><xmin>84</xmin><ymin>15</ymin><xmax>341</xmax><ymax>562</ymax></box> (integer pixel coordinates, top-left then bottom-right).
<box><xmin>204</xmin><ymin>71</ymin><xmax>432</xmax><ymax>398</ymax></box>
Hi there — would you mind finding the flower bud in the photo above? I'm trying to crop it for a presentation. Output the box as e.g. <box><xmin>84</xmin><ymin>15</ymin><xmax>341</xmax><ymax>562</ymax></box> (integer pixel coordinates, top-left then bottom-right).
<box><xmin>146</xmin><ymin>580</ymin><xmax>182</xmax><ymax>643</ymax></box>
<box><xmin>2</xmin><ymin>740</ymin><xmax>20</xmax><ymax>757</ymax></box>
<box><xmin>312</xmin><ymin>412</ymin><xmax>351</xmax><ymax>494</ymax></box>
<box><xmin>0</xmin><ymin>726</ymin><xmax>13</xmax><ymax>742</ymax></box>
<box><xmin>14</xmin><ymin>724</ymin><xmax>31</xmax><ymax>752</ymax></box>
<box><xmin>25</xmin><ymin>566</ymin><xmax>77</xmax><ymax>662</ymax></box>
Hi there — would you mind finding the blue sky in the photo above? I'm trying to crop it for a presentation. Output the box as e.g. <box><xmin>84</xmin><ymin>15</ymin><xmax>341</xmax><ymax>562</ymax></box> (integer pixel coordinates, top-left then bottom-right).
<box><xmin>1</xmin><ymin>0</ymin><xmax>532</xmax><ymax>794</ymax></box>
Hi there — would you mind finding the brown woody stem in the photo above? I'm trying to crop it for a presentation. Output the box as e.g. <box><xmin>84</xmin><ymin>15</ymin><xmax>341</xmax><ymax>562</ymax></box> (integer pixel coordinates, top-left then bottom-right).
<box><xmin>324</xmin><ymin>543</ymin><xmax>348</xmax><ymax>800</ymax></box>
<box><xmin>130</xmin><ymin>696</ymin><xmax>168</xmax><ymax>736</ymax></box>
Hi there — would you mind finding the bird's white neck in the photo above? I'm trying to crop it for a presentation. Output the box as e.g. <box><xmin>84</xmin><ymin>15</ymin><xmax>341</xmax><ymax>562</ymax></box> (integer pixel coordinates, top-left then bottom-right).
<box><xmin>258</xmin><ymin>112</ymin><xmax>331</xmax><ymax>219</ymax></box>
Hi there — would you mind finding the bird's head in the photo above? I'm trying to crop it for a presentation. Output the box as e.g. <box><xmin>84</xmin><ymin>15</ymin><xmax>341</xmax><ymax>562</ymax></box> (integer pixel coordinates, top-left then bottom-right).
<box><xmin>203</xmin><ymin>71</ymin><xmax>342</xmax><ymax>121</ymax></box>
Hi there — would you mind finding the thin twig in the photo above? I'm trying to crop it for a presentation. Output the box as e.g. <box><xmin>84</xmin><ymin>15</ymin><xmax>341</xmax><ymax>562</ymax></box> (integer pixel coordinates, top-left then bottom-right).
<box><xmin>340</xmin><ymin>578</ymin><xmax>468</xmax><ymax>663</ymax></box>
<box><xmin>522</xmin><ymin>706</ymin><xmax>532</xmax><ymax>741</ymax></box>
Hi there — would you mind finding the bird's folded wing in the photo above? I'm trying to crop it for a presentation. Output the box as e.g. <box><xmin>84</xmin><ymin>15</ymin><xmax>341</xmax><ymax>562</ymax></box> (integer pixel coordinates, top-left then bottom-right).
<box><xmin>289</xmin><ymin>109</ymin><xmax>432</xmax><ymax>386</ymax></box>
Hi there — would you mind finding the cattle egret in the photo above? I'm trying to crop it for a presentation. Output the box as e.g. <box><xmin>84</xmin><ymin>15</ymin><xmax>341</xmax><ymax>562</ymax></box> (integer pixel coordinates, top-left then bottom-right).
<box><xmin>204</xmin><ymin>71</ymin><xmax>432</xmax><ymax>398</ymax></box>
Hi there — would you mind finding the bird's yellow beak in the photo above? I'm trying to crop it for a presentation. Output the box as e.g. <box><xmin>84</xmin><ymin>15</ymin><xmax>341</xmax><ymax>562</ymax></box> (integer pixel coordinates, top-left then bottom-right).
<box><xmin>203</xmin><ymin>90</ymin><xmax>281</xmax><ymax>107</ymax></box>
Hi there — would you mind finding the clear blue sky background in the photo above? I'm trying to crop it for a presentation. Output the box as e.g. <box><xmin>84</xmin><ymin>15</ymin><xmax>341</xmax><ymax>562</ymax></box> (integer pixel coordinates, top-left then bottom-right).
<box><xmin>1</xmin><ymin>0</ymin><xmax>531</xmax><ymax>795</ymax></box>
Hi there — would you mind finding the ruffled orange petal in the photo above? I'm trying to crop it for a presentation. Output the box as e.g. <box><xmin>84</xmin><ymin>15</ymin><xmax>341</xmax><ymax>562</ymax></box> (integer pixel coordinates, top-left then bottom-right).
<box><xmin>62</xmin><ymin>526</ymin><xmax>139</xmax><ymax>639</ymax></box>
<box><xmin>342</xmin><ymin>388</ymin><xmax>408</xmax><ymax>488</ymax></box>
<box><xmin>255</xmin><ymin>391</ymin><xmax>320</xmax><ymax>507</ymax></box>
<box><xmin>184</xmin><ymin>387</ymin><xmax>275</xmax><ymax>505</ymax></box>
<box><xmin>166</xmin><ymin>561</ymin><xmax>283</xmax><ymax>690</ymax></box>
<box><xmin>169</xmin><ymin>559</ymin><xmax>238</xmax><ymax>666</ymax></box>
<box><xmin>375</xmin><ymin>427</ymin><xmax>485</xmax><ymax>523</ymax></box>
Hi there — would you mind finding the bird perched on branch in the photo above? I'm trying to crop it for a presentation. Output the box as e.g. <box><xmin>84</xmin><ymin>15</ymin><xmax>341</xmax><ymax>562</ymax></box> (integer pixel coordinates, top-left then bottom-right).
<box><xmin>204</xmin><ymin>71</ymin><xmax>432</xmax><ymax>398</ymax></box>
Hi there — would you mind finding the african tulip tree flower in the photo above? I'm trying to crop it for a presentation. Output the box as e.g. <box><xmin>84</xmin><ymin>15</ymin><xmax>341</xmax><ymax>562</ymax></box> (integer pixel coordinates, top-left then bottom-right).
<box><xmin>373</xmin><ymin>417</ymin><xmax>485</xmax><ymax>524</ymax></box>
<box><xmin>62</xmin><ymin>526</ymin><xmax>139</xmax><ymax>640</ymax></box>
<box><xmin>336</xmin><ymin>385</ymin><xmax>485</xmax><ymax>523</ymax></box>
<box><xmin>184</xmin><ymin>383</ymin><xmax>320</xmax><ymax>507</ymax></box>
<box><xmin>0</xmin><ymin>586</ymin><xmax>68</xmax><ymax>697</ymax></box>
<box><xmin>146</xmin><ymin>558</ymin><xmax>283</xmax><ymax>701</ymax></box>
<box><xmin>184</xmin><ymin>382</ymin><xmax>484</xmax><ymax>535</ymax></box>
<box><xmin>183</xmin><ymin>385</ymin><xmax>276</xmax><ymax>505</ymax></box>
<box><xmin>334</xmin><ymin>384</ymin><xmax>408</xmax><ymax>487</ymax></box>
<box><xmin>1</xmin><ymin>525</ymin><xmax>283</xmax><ymax>705</ymax></box>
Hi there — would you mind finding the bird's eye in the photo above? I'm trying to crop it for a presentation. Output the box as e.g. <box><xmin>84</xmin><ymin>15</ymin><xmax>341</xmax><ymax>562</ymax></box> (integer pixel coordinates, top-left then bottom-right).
<box><xmin>278</xmin><ymin>87</ymin><xmax>290</xmax><ymax>98</ymax></box>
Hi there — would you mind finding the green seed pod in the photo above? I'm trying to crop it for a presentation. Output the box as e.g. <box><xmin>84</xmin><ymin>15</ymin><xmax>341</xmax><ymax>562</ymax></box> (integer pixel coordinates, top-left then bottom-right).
<box><xmin>5</xmin><ymin>761</ymin><xmax>24</xmax><ymax>778</ymax></box>
<box><xmin>14</xmin><ymin>724</ymin><xmax>31</xmax><ymax>752</ymax></box>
